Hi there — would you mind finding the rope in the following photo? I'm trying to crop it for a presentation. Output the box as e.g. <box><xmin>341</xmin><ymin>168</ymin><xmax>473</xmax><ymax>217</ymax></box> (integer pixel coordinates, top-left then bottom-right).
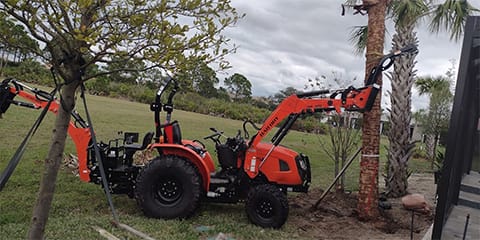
<box><xmin>365</xmin><ymin>52</ymin><xmax>384</xmax><ymax>66</ymax></box>
<box><xmin>79</xmin><ymin>82</ymin><xmax>119</xmax><ymax>222</ymax></box>
<box><xmin>80</xmin><ymin>83</ymin><xmax>155</xmax><ymax>239</ymax></box>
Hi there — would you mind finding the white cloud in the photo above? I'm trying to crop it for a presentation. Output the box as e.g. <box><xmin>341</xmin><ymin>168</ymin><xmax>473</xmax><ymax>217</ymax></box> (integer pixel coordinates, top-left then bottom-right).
<box><xmin>220</xmin><ymin>0</ymin><xmax>479</xmax><ymax>111</ymax></box>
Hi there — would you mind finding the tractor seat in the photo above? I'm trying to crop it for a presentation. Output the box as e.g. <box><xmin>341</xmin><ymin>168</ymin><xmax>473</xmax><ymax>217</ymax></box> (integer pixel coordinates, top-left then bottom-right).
<box><xmin>125</xmin><ymin>132</ymin><xmax>154</xmax><ymax>151</ymax></box>
<box><xmin>185</xmin><ymin>143</ymin><xmax>204</xmax><ymax>156</ymax></box>
<box><xmin>124</xmin><ymin>132</ymin><xmax>154</xmax><ymax>166</ymax></box>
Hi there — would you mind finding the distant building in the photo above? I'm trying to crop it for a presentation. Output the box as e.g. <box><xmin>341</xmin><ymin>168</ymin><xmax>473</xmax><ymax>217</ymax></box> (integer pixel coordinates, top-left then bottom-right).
<box><xmin>409</xmin><ymin>118</ymin><xmax>424</xmax><ymax>142</ymax></box>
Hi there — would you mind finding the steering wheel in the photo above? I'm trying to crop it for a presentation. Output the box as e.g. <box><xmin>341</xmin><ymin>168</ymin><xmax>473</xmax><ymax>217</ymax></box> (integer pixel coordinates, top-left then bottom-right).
<box><xmin>203</xmin><ymin>128</ymin><xmax>223</xmax><ymax>145</ymax></box>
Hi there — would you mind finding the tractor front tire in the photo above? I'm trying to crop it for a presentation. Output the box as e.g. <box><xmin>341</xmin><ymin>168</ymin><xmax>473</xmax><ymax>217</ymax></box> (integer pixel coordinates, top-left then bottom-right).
<box><xmin>134</xmin><ymin>155</ymin><xmax>202</xmax><ymax>219</ymax></box>
<box><xmin>245</xmin><ymin>184</ymin><xmax>289</xmax><ymax>228</ymax></box>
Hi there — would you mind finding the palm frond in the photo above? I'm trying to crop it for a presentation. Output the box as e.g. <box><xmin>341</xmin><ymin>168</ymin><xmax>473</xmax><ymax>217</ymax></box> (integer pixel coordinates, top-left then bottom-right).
<box><xmin>415</xmin><ymin>75</ymin><xmax>450</xmax><ymax>95</ymax></box>
<box><xmin>391</xmin><ymin>0</ymin><xmax>429</xmax><ymax>27</ymax></box>
<box><xmin>344</xmin><ymin>0</ymin><xmax>359</xmax><ymax>5</ymax></box>
<box><xmin>349</xmin><ymin>25</ymin><xmax>368</xmax><ymax>55</ymax></box>
<box><xmin>415</xmin><ymin>76</ymin><xmax>436</xmax><ymax>95</ymax></box>
<box><xmin>429</xmin><ymin>0</ymin><xmax>479</xmax><ymax>41</ymax></box>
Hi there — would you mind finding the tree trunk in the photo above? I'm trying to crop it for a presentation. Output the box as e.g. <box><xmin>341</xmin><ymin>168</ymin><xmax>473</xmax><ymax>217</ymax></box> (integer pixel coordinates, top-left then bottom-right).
<box><xmin>357</xmin><ymin>0</ymin><xmax>386</xmax><ymax>221</ymax></box>
<box><xmin>334</xmin><ymin>153</ymin><xmax>341</xmax><ymax>191</ymax></box>
<box><xmin>425</xmin><ymin>133</ymin><xmax>436</xmax><ymax>168</ymax></box>
<box><xmin>28</xmin><ymin>80</ymin><xmax>79</xmax><ymax>239</ymax></box>
<box><xmin>339</xmin><ymin>155</ymin><xmax>347</xmax><ymax>192</ymax></box>
<box><xmin>13</xmin><ymin>50</ymin><xmax>17</xmax><ymax>63</ymax></box>
<box><xmin>0</xmin><ymin>48</ymin><xmax>6</xmax><ymax>76</ymax></box>
<box><xmin>432</xmin><ymin>134</ymin><xmax>438</xmax><ymax>168</ymax></box>
<box><xmin>385</xmin><ymin>23</ymin><xmax>418</xmax><ymax>197</ymax></box>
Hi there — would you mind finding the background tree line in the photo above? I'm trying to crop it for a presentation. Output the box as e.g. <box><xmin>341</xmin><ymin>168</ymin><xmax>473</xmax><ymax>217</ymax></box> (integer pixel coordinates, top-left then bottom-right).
<box><xmin>0</xmin><ymin>51</ymin><xmax>329</xmax><ymax>133</ymax></box>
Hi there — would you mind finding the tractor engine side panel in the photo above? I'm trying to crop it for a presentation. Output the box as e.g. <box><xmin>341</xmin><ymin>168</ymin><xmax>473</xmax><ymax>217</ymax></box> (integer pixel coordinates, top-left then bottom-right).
<box><xmin>255</xmin><ymin>142</ymin><xmax>310</xmax><ymax>191</ymax></box>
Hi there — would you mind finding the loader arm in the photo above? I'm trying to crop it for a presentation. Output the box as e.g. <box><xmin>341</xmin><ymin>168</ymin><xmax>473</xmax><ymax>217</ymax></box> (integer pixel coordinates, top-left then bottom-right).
<box><xmin>248</xmin><ymin>85</ymin><xmax>376</xmax><ymax>148</ymax></box>
<box><xmin>244</xmin><ymin>83</ymin><xmax>378</xmax><ymax>177</ymax></box>
<box><xmin>0</xmin><ymin>79</ymin><xmax>92</xmax><ymax>182</ymax></box>
<box><xmin>244</xmin><ymin>45</ymin><xmax>418</xmax><ymax>178</ymax></box>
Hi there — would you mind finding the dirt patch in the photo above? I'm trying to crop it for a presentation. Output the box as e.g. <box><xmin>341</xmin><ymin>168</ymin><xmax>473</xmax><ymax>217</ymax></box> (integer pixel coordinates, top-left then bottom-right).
<box><xmin>288</xmin><ymin>173</ymin><xmax>435</xmax><ymax>240</ymax></box>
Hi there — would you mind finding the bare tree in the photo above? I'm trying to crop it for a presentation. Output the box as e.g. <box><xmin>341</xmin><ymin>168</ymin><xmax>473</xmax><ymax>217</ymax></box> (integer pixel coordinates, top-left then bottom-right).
<box><xmin>308</xmin><ymin>73</ymin><xmax>360</xmax><ymax>191</ymax></box>
<box><xmin>321</xmin><ymin>114</ymin><xmax>360</xmax><ymax>191</ymax></box>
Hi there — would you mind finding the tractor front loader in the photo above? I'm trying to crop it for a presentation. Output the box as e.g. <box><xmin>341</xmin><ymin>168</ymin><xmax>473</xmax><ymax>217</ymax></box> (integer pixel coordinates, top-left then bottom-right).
<box><xmin>0</xmin><ymin>45</ymin><xmax>417</xmax><ymax>229</ymax></box>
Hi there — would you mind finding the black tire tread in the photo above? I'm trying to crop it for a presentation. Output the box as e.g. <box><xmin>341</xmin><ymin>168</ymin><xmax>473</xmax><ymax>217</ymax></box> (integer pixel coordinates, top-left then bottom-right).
<box><xmin>134</xmin><ymin>155</ymin><xmax>202</xmax><ymax>219</ymax></box>
<box><xmin>245</xmin><ymin>184</ymin><xmax>289</xmax><ymax>228</ymax></box>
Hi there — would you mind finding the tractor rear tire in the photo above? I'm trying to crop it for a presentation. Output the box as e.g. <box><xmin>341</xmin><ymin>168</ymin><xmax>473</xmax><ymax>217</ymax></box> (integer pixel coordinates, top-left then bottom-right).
<box><xmin>134</xmin><ymin>155</ymin><xmax>202</xmax><ymax>219</ymax></box>
<box><xmin>245</xmin><ymin>184</ymin><xmax>289</xmax><ymax>228</ymax></box>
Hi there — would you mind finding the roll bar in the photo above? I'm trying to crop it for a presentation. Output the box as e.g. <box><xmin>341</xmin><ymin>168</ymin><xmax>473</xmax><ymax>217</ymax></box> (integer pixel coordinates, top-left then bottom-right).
<box><xmin>150</xmin><ymin>77</ymin><xmax>179</xmax><ymax>142</ymax></box>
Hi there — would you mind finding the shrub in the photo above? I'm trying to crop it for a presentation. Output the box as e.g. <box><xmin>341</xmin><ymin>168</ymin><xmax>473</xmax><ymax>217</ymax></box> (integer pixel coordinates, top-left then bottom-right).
<box><xmin>85</xmin><ymin>77</ymin><xmax>110</xmax><ymax>96</ymax></box>
<box><xmin>2</xmin><ymin>60</ymin><xmax>51</xmax><ymax>85</ymax></box>
<box><xmin>412</xmin><ymin>143</ymin><xmax>428</xmax><ymax>159</ymax></box>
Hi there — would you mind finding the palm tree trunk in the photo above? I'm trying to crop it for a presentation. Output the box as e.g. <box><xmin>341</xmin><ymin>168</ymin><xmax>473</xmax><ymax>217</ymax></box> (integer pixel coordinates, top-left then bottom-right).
<box><xmin>385</xmin><ymin>23</ymin><xmax>418</xmax><ymax>197</ymax></box>
<box><xmin>425</xmin><ymin>133</ymin><xmax>436</xmax><ymax>168</ymax></box>
<box><xmin>0</xmin><ymin>50</ymin><xmax>5</xmax><ymax>76</ymax></box>
<box><xmin>432</xmin><ymin>134</ymin><xmax>439</xmax><ymax>168</ymax></box>
<box><xmin>357</xmin><ymin>0</ymin><xmax>387</xmax><ymax>221</ymax></box>
<box><xmin>28</xmin><ymin>79</ymin><xmax>79</xmax><ymax>239</ymax></box>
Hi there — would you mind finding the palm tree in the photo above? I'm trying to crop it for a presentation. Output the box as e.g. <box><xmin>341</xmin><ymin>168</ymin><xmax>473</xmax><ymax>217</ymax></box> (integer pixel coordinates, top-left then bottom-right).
<box><xmin>415</xmin><ymin>76</ymin><xmax>451</xmax><ymax>94</ymax></box>
<box><xmin>385</xmin><ymin>0</ymin><xmax>476</xmax><ymax>198</ymax></box>
<box><xmin>415</xmin><ymin>76</ymin><xmax>453</xmax><ymax>168</ymax></box>
<box><xmin>350</xmin><ymin>0</ymin><xmax>477</xmax><ymax>197</ymax></box>
<box><xmin>357</xmin><ymin>0</ymin><xmax>387</xmax><ymax>221</ymax></box>
<box><xmin>385</xmin><ymin>0</ymin><xmax>427</xmax><ymax>198</ymax></box>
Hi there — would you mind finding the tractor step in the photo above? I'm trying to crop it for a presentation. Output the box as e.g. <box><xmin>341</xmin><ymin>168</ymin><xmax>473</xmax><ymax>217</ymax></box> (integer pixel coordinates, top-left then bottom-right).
<box><xmin>205</xmin><ymin>174</ymin><xmax>240</xmax><ymax>203</ymax></box>
<box><xmin>210</xmin><ymin>177</ymin><xmax>229</xmax><ymax>184</ymax></box>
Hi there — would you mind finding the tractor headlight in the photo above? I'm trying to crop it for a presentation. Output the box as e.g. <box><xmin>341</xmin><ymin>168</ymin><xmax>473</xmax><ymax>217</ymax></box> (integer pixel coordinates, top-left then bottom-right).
<box><xmin>298</xmin><ymin>156</ymin><xmax>307</xmax><ymax>171</ymax></box>
<box><xmin>295</xmin><ymin>154</ymin><xmax>311</xmax><ymax>192</ymax></box>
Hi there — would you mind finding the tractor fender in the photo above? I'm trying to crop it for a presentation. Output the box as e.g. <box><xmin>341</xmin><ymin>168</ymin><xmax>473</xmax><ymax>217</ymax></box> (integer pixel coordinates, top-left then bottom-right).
<box><xmin>151</xmin><ymin>142</ymin><xmax>215</xmax><ymax>190</ymax></box>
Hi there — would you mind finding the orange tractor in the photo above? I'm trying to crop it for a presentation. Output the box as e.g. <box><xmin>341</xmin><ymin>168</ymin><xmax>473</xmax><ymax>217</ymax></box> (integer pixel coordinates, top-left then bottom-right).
<box><xmin>0</xmin><ymin>46</ymin><xmax>416</xmax><ymax>228</ymax></box>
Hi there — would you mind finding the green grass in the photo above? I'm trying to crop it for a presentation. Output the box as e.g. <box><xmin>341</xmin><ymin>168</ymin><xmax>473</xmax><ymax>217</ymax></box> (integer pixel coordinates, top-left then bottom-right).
<box><xmin>0</xmin><ymin>92</ymin><xmax>431</xmax><ymax>239</ymax></box>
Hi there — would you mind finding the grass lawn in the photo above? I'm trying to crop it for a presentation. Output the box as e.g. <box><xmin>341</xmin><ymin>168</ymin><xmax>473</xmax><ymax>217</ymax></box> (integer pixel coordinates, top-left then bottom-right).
<box><xmin>0</xmin><ymin>91</ymin><xmax>431</xmax><ymax>239</ymax></box>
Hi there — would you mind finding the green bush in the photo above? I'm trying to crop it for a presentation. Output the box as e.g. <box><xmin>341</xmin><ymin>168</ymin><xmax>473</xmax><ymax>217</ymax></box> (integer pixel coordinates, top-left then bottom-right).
<box><xmin>412</xmin><ymin>143</ymin><xmax>428</xmax><ymax>159</ymax></box>
<box><xmin>2</xmin><ymin>60</ymin><xmax>51</xmax><ymax>85</ymax></box>
<box><xmin>137</xmin><ymin>88</ymin><xmax>155</xmax><ymax>103</ymax></box>
<box><xmin>85</xmin><ymin>77</ymin><xmax>110</xmax><ymax>96</ymax></box>
<box><xmin>298</xmin><ymin>116</ymin><xmax>327</xmax><ymax>133</ymax></box>
<box><xmin>173</xmin><ymin>92</ymin><xmax>271</xmax><ymax>124</ymax></box>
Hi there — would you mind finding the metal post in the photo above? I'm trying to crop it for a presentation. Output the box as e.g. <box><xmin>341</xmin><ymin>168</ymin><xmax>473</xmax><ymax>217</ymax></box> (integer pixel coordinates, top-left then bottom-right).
<box><xmin>312</xmin><ymin>147</ymin><xmax>362</xmax><ymax>209</ymax></box>
<box><xmin>410</xmin><ymin>210</ymin><xmax>414</xmax><ymax>240</ymax></box>
<box><xmin>462</xmin><ymin>214</ymin><xmax>470</xmax><ymax>240</ymax></box>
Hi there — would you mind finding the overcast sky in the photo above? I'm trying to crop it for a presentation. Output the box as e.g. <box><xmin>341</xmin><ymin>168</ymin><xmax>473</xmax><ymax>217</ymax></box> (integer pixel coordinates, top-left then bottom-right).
<box><xmin>219</xmin><ymin>0</ymin><xmax>480</xmax><ymax>111</ymax></box>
